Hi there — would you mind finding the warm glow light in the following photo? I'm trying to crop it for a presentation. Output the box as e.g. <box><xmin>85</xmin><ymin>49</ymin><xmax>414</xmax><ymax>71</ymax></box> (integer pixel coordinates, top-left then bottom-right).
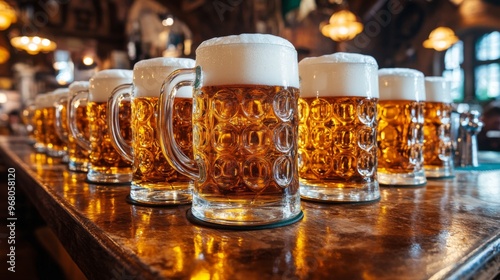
<box><xmin>0</xmin><ymin>1</ymin><xmax>16</xmax><ymax>30</ymax></box>
<box><xmin>184</xmin><ymin>39</ymin><xmax>192</xmax><ymax>56</ymax></box>
<box><xmin>83</xmin><ymin>56</ymin><xmax>94</xmax><ymax>66</ymax></box>
<box><xmin>423</xmin><ymin>27</ymin><xmax>459</xmax><ymax>51</ymax></box>
<box><xmin>321</xmin><ymin>9</ymin><xmax>363</xmax><ymax>42</ymax></box>
<box><xmin>0</xmin><ymin>92</ymin><xmax>7</xmax><ymax>103</ymax></box>
<box><xmin>0</xmin><ymin>46</ymin><xmax>9</xmax><ymax>64</ymax></box>
<box><xmin>41</xmin><ymin>38</ymin><xmax>51</xmax><ymax>46</ymax></box>
<box><xmin>53</xmin><ymin>61</ymin><xmax>68</xmax><ymax>70</ymax></box>
<box><xmin>10</xmin><ymin>35</ymin><xmax>57</xmax><ymax>55</ymax></box>
<box><xmin>162</xmin><ymin>17</ymin><xmax>174</xmax><ymax>26</ymax></box>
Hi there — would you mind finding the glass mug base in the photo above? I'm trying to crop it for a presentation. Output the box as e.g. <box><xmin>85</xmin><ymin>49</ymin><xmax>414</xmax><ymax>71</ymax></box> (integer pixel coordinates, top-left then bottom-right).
<box><xmin>87</xmin><ymin>169</ymin><xmax>132</xmax><ymax>184</ymax></box>
<box><xmin>129</xmin><ymin>181</ymin><xmax>193</xmax><ymax>205</ymax></box>
<box><xmin>424</xmin><ymin>165</ymin><xmax>454</xmax><ymax>179</ymax></box>
<box><xmin>191</xmin><ymin>192</ymin><xmax>302</xmax><ymax>226</ymax></box>
<box><xmin>378</xmin><ymin>169</ymin><xmax>427</xmax><ymax>186</ymax></box>
<box><xmin>34</xmin><ymin>143</ymin><xmax>45</xmax><ymax>153</ymax></box>
<box><xmin>299</xmin><ymin>181</ymin><xmax>380</xmax><ymax>203</ymax></box>
<box><xmin>46</xmin><ymin>148</ymin><xmax>66</xmax><ymax>158</ymax></box>
<box><xmin>62</xmin><ymin>154</ymin><xmax>69</xmax><ymax>163</ymax></box>
<box><xmin>68</xmin><ymin>161</ymin><xmax>89</xmax><ymax>173</ymax></box>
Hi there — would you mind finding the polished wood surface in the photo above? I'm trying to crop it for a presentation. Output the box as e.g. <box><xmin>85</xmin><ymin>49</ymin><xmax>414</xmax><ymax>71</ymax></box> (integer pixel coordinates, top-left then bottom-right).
<box><xmin>1</xmin><ymin>136</ymin><xmax>499</xmax><ymax>280</ymax></box>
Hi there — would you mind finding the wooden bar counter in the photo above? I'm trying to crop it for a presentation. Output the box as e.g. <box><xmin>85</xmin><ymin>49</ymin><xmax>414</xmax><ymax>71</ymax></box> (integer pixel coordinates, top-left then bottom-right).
<box><xmin>1</xmin><ymin>136</ymin><xmax>499</xmax><ymax>279</ymax></box>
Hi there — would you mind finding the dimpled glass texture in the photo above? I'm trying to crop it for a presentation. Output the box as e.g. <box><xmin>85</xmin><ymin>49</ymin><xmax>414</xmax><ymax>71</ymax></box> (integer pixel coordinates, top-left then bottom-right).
<box><xmin>192</xmin><ymin>85</ymin><xmax>300</xmax><ymax>200</ymax></box>
<box><xmin>298</xmin><ymin>96</ymin><xmax>378</xmax><ymax>184</ymax></box>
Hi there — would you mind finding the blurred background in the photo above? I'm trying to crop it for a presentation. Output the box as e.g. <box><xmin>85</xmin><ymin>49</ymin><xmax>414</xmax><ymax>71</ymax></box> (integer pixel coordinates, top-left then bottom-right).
<box><xmin>0</xmin><ymin>1</ymin><xmax>499</xmax><ymax>279</ymax></box>
<box><xmin>0</xmin><ymin>0</ymin><xmax>499</xmax><ymax>143</ymax></box>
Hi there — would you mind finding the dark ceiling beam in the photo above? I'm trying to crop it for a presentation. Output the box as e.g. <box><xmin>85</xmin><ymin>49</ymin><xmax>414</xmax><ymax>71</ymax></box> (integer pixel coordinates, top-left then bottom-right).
<box><xmin>360</xmin><ymin>0</ymin><xmax>388</xmax><ymax>21</ymax></box>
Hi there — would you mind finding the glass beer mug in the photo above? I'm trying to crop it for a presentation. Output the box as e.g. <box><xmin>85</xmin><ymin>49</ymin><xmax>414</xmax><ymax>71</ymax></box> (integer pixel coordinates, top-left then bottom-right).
<box><xmin>33</xmin><ymin>94</ymin><xmax>48</xmax><ymax>153</ymax></box>
<box><xmin>54</xmin><ymin>89</ymin><xmax>70</xmax><ymax>155</ymax></box>
<box><xmin>108</xmin><ymin>57</ymin><xmax>195</xmax><ymax>205</ymax></box>
<box><xmin>158</xmin><ymin>34</ymin><xmax>302</xmax><ymax>227</ymax></box>
<box><xmin>45</xmin><ymin>90</ymin><xmax>68</xmax><ymax>158</ymax></box>
<box><xmin>298</xmin><ymin>53</ymin><xmax>380</xmax><ymax>202</ymax></box>
<box><xmin>69</xmin><ymin>69</ymin><xmax>133</xmax><ymax>184</ymax></box>
<box><xmin>66</xmin><ymin>81</ymin><xmax>90</xmax><ymax>172</ymax></box>
<box><xmin>22</xmin><ymin>99</ymin><xmax>37</xmax><ymax>145</ymax></box>
<box><xmin>423</xmin><ymin>77</ymin><xmax>454</xmax><ymax>178</ymax></box>
<box><xmin>377</xmin><ymin>68</ymin><xmax>427</xmax><ymax>186</ymax></box>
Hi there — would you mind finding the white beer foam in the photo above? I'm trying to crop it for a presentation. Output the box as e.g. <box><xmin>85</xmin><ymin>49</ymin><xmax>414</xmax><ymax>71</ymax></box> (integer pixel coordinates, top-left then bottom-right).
<box><xmin>299</xmin><ymin>52</ymin><xmax>379</xmax><ymax>98</ymax></box>
<box><xmin>69</xmin><ymin>81</ymin><xmax>90</xmax><ymax>95</ymax></box>
<box><xmin>196</xmin><ymin>33</ymin><xmax>299</xmax><ymax>88</ymax></box>
<box><xmin>38</xmin><ymin>91</ymin><xmax>63</xmax><ymax>108</ymax></box>
<box><xmin>378</xmin><ymin>68</ymin><xmax>426</xmax><ymax>101</ymax></box>
<box><xmin>69</xmin><ymin>81</ymin><xmax>89</xmax><ymax>106</ymax></box>
<box><xmin>51</xmin><ymin>88</ymin><xmax>70</xmax><ymax>106</ymax></box>
<box><xmin>41</xmin><ymin>92</ymin><xmax>57</xmax><ymax>108</ymax></box>
<box><xmin>89</xmin><ymin>69</ymin><xmax>133</xmax><ymax>102</ymax></box>
<box><xmin>35</xmin><ymin>93</ymin><xmax>50</xmax><ymax>108</ymax></box>
<box><xmin>425</xmin><ymin>76</ymin><xmax>452</xmax><ymax>103</ymax></box>
<box><xmin>133</xmin><ymin>57</ymin><xmax>195</xmax><ymax>98</ymax></box>
<box><xmin>53</xmin><ymin>88</ymin><xmax>69</xmax><ymax>97</ymax></box>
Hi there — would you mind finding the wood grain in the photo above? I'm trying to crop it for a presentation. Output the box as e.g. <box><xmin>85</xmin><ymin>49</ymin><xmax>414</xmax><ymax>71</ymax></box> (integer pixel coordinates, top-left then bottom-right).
<box><xmin>1</xmin><ymin>136</ymin><xmax>499</xmax><ymax>280</ymax></box>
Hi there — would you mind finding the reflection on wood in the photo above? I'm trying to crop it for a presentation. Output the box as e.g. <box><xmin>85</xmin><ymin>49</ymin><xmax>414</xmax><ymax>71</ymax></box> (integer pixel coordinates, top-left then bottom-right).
<box><xmin>0</xmin><ymin>136</ymin><xmax>499</xmax><ymax>279</ymax></box>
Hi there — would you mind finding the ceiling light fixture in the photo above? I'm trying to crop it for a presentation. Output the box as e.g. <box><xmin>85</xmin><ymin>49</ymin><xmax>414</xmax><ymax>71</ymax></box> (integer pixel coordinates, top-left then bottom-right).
<box><xmin>320</xmin><ymin>9</ymin><xmax>363</xmax><ymax>42</ymax></box>
<box><xmin>0</xmin><ymin>0</ymin><xmax>16</xmax><ymax>30</ymax></box>
<box><xmin>423</xmin><ymin>27</ymin><xmax>459</xmax><ymax>51</ymax></box>
<box><xmin>0</xmin><ymin>46</ymin><xmax>9</xmax><ymax>64</ymax></box>
<box><xmin>10</xmin><ymin>35</ymin><xmax>57</xmax><ymax>55</ymax></box>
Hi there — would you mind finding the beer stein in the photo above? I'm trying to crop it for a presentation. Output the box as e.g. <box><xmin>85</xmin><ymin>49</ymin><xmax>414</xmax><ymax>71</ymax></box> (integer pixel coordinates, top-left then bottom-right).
<box><xmin>423</xmin><ymin>77</ymin><xmax>454</xmax><ymax>178</ymax></box>
<box><xmin>69</xmin><ymin>69</ymin><xmax>133</xmax><ymax>184</ymax></box>
<box><xmin>377</xmin><ymin>68</ymin><xmax>427</xmax><ymax>186</ymax></box>
<box><xmin>66</xmin><ymin>81</ymin><xmax>90</xmax><ymax>172</ymax></box>
<box><xmin>45</xmin><ymin>90</ymin><xmax>68</xmax><ymax>157</ymax></box>
<box><xmin>33</xmin><ymin>94</ymin><xmax>48</xmax><ymax>153</ymax></box>
<box><xmin>158</xmin><ymin>34</ymin><xmax>302</xmax><ymax>226</ymax></box>
<box><xmin>108</xmin><ymin>57</ymin><xmax>195</xmax><ymax>205</ymax></box>
<box><xmin>298</xmin><ymin>53</ymin><xmax>380</xmax><ymax>202</ymax></box>
<box><xmin>21</xmin><ymin>99</ymin><xmax>36</xmax><ymax>145</ymax></box>
<box><xmin>54</xmin><ymin>88</ymin><xmax>71</xmax><ymax>162</ymax></box>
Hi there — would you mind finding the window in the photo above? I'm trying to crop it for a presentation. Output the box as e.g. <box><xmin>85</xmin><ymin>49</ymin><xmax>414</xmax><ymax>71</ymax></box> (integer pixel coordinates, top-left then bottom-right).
<box><xmin>53</xmin><ymin>50</ymin><xmax>74</xmax><ymax>86</ymax></box>
<box><xmin>443</xmin><ymin>41</ymin><xmax>464</xmax><ymax>102</ymax></box>
<box><xmin>475</xmin><ymin>31</ymin><xmax>500</xmax><ymax>101</ymax></box>
<box><xmin>442</xmin><ymin>30</ymin><xmax>500</xmax><ymax>102</ymax></box>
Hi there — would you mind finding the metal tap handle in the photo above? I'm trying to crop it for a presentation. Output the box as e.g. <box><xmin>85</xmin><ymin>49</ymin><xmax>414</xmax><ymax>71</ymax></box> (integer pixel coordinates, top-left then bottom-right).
<box><xmin>457</xmin><ymin>110</ymin><xmax>483</xmax><ymax>167</ymax></box>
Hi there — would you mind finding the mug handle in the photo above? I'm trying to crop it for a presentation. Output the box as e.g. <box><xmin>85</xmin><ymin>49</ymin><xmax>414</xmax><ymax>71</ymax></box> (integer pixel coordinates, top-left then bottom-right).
<box><xmin>158</xmin><ymin>66</ymin><xmax>200</xmax><ymax>179</ymax></box>
<box><xmin>107</xmin><ymin>84</ymin><xmax>133</xmax><ymax>163</ymax></box>
<box><xmin>54</xmin><ymin>96</ymin><xmax>69</xmax><ymax>144</ymax></box>
<box><xmin>21</xmin><ymin>102</ymin><xmax>36</xmax><ymax>137</ymax></box>
<box><xmin>68</xmin><ymin>90</ymin><xmax>91</xmax><ymax>150</ymax></box>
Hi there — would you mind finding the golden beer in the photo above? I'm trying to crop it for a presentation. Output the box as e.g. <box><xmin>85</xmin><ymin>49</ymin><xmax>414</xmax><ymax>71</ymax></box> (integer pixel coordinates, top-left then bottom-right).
<box><xmin>67</xmin><ymin>81</ymin><xmax>90</xmax><ymax>172</ymax></box>
<box><xmin>159</xmin><ymin>34</ymin><xmax>301</xmax><ymax>226</ymax></box>
<box><xmin>71</xmin><ymin>69</ymin><xmax>134</xmax><ymax>184</ymax></box>
<box><xmin>107</xmin><ymin>57</ymin><xmax>195</xmax><ymax>203</ymax></box>
<box><xmin>377</xmin><ymin>68</ymin><xmax>426</xmax><ymax>186</ymax></box>
<box><xmin>423</xmin><ymin>102</ymin><xmax>453</xmax><ymax>164</ymax></box>
<box><xmin>298</xmin><ymin>96</ymin><xmax>377</xmax><ymax>185</ymax></box>
<box><xmin>87</xmin><ymin>101</ymin><xmax>132</xmax><ymax>175</ymax></box>
<box><xmin>192</xmin><ymin>85</ymin><xmax>300</xmax><ymax>200</ymax></box>
<box><xmin>377</xmin><ymin>100</ymin><xmax>424</xmax><ymax>173</ymax></box>
<box><xmin>131</xmin><ymin>96</ymin><xmax>192</xmax><ymax>187</ymax></box>
<box><xmin>22</xmin><ymin>102</ymin><xmax>36</xmax><ymax>145</ymax></box>
<box><xmin>298</xmin><ymin>52</ymin><xmax>380</xmax><ymax>202</ymax></box>
<box><xmin>44</xmin><ymin>106</ymin><xmax>66</xmax><ymax>157</ymax></box>
<box><xmin>33</xmin><ymin>104</ymin><xmax>46</xmax><ymax>152</ymax></box>
<box><xmin>67</xmin><ymin>105</ymin><xmax>90</xmax><ymax>172</ymax></box>
<box><xmin>422</xmin><ymin>76</ymin><xmax>454</xmax><ymax>178</ymax></box>
<box><xmin>56</xmin><ymin>98</ymin><xmax>72</xmax><ymax>164</ymax></box>
<box><xmin>56</xmin><ymin>100</ymin><xmax>69</xmax><ymax>141</ymax></box>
